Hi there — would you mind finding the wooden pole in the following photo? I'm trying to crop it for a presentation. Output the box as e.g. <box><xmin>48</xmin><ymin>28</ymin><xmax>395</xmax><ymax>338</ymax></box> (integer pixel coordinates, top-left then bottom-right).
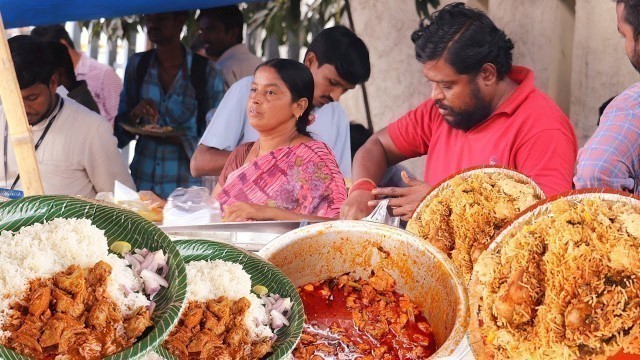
<box><xmin>0</xmin><ymin>13</ymin><xmax>44</xmax><ymax>195</ymax></box>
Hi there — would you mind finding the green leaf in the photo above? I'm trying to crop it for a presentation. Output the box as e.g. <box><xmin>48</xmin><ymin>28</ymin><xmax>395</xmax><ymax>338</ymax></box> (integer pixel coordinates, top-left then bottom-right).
<box><xmin>0</xmin><ymin>195</ymin><xmax>187</xmax><ymax>360</ymax></box>
<box><xmin>415</xmin><ymin>0</ymin><xmax>441</xmax><ymax>20</ymax></box>
<box><xmin>152</xmin><ymin>239</ymin><xmax>304</xmax><ymax>360</ymax></box>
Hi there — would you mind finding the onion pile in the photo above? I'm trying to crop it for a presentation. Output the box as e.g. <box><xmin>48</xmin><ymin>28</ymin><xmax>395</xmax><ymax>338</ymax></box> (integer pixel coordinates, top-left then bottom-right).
<box><xmin>262</xmin><ymin>294</ymin><xmax>292</xmax><ymax>331</ymax></box>
<box><xmin>124</xmin><ymin>248</ymin><xmax>169</xmax><ymax>299</ymax></box>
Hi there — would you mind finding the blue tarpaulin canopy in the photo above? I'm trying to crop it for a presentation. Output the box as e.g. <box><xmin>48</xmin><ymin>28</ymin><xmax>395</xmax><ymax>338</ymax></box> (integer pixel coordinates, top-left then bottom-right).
<box><xmin>0</xmin><ymin>0</ymin><xmax>259</xmax><ymax>29</ymax></box>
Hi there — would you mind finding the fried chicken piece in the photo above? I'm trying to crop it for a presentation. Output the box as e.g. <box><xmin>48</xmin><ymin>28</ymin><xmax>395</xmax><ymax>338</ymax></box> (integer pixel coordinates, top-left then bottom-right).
<box><xmin>231</xmin><ymin>297</ymin><xmax>251</xmax><ymax>316</ymax></box>
<box><xmin>183</xmin><ymin>303</ymin><xmax>205</xmax><ymax>329</ymax></box>
<box><xmin>29</xmin><ymin>285</ymin><xmax>51</xmax><ymax>317</ymax></box>
<box><xmin>251</xmin><ymin>338</ymin><xmax>272</xmax><ymax>359</ymax></box>
<box><xmin>207</xmin><ymin>297</ymin><xmax>231</xmax><ymax>322</ymax></box>
<box><xmin>54</xmin><ymin>265</ymin><xmax>85</xmax><ymax>295</ymax></box>
<box><xmin>11</xmin><ymin>317</ymin><xmax>44</xmax><ymax>357</ymax></box>
<box><xmin>164</xmin><ymin>327</ymin><xmax>195</xmax><ymax>359</ymax></box>
<box><xmin>203</xmin><ymin>309</ymin><xmax>227</xmax><ymax>335</ymax></box>
<box><xmin>39</xmin><ymin>313</ymin><xmax>84</xmax><ymax>350</ymax></box>
<box><xmin>368</xmin><ymin>270</ymin><xmax>395</xmax><ymax>293</ymax></box>
<box><xmin>52</xmin><ymin>288</ymin><xmax>85</xmax><ymax>318</ymax></box>
<box><xmin>124</xmin><ymin>308</ymin><xmax>153</xmax><ymax>339</ymax></box>
<box><xmin>86</xmin><ymin>300</ymin><xmax>121</xmax><ymax>330</ymax></box>
<box><xmin>565</xmin><ymin>301</ymin><xmax>592</xmax><ymax>330</ymax></box>
<box><xmin>187</xmin><ymin>329</ymin><xmax>220</xmax><ymax>353</ymax></box>
<box><xmin>87</xmin><ymin>261</ymin><xmax>112</xmax><ymax>286</ymax></box>
<box><xmin>363</xmin><ymin>318</ymin><xmax>390</xmax><ymax>340</ymax></box>
<box><xmin>205</xmin><ymin>347</ymin><xmax>233</xmax><ymax>360</ymax></box>
<box><xmin>225</xmin><ymin>325</ymin><xmax>250</xmax><ymax>349</ymax></box>
<box><xmin>493</xmin><ymin>267</ymin><xmax>535</xmax><ymax>326</ymax></box>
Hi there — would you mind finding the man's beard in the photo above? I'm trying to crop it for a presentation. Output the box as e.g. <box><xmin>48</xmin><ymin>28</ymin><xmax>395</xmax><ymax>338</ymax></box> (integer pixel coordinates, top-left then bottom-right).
<box><xmin>631</xmin><ymin>44</ymin><xmax>640</xmax><ymax>74</ymax></box>
<box><xmin>436</xmin><ymin>82</ymin><xmax>493</xmax><ymax>132</ymax></box>
<box><xmin>29</xmin><ymin>91</ymin><xmax>56</xmax><ymax>125</ymax></box>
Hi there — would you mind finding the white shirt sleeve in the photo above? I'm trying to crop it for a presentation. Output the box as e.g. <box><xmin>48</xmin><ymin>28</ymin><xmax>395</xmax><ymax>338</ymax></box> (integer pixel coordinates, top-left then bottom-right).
<box><xmin>199</xmin><ymin>76</ymin><xmax>253</xmax><ymax>150</ymax></box>
<box><xmin>308</xmin><ymin>102</ymin><xmax>352</xmax><ymax>178</ymax></box>
<box><xmin>84</xmin><ymin>117</ymin><xmax>136</xmax><ymax>193</ymax></box>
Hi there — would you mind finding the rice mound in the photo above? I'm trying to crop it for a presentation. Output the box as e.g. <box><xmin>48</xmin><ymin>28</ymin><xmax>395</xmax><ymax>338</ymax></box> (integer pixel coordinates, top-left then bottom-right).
<box><xmin>474</xmin><ymin>197</ymin><xmax>640</xmax><ymax>359</ymax></box>
<box><xmin>0</xmin><ymin>218</ymin><xmax>149</xmax><ymax>340</ymax></box>
<box><xmin>409</xmin><ymin>171</ymin><xmax>543</xmax><ymax>282</ymax></box>
<box><xmin>186</xmin><ymin>260</ymin><xmax>273</xmax><ymax>340</ymax></box>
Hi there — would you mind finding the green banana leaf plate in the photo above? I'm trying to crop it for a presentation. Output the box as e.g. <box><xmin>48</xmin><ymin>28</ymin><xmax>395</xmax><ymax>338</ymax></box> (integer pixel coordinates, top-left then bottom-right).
<box><xmin>151</xmin><ymin>239</ymin><xmax>305</xmax><ymax>360</ymax></box>
<box><xmin>0</xmin><ymin>195</ymin><xmax>187</xmax><ymax>360</ymax></box>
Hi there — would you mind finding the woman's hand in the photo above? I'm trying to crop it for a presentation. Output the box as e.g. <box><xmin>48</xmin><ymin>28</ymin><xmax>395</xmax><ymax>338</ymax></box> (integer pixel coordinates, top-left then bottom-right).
<box><xmin>223</xmin><ymin>202</ymin><xmax>272</xmax><ymax>222</ymax></box>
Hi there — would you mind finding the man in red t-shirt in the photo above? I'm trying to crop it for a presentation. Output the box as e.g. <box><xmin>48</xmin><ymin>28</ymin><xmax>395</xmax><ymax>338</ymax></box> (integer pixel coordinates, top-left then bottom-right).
<box><xmin>341</xmin><ymin>2</ymin><xmax>577</xmax><ymax>221</ymax></box>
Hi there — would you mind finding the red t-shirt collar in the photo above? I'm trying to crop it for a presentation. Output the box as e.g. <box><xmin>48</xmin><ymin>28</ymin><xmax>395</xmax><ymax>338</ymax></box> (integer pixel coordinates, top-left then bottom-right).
<box><xmin>493</xmin><ymin>65</ymin><xmax>535</xmax><ymax>116</ymax></box>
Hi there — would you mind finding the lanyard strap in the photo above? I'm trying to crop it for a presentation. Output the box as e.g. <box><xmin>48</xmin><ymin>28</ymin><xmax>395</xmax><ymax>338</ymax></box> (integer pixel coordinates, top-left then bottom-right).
<box><xmin>5</xmin><ymin>97</ymin><xmax>64</xmax><ymax>190</ymax></box>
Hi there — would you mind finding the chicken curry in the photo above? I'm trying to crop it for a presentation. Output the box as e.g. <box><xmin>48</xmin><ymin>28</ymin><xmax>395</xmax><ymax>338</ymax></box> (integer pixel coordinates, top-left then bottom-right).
<box><xmin>293</xmin><ymin>269</ymin><xmax>436</xmax><ymax>359</ymax></box>
<box><xmin>165</xmin><ymin>297</ymin><xmax>272</xmax><ymax>359</ymax></box>
<box><xmin>1</xmin><ymin>261</ymin><xmax>153</xmax><ymax>359</ymax></box>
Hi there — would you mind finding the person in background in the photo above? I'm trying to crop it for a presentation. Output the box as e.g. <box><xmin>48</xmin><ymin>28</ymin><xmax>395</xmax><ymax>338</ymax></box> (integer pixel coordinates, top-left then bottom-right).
<box><xmin>340</xmin><ymin>2</ymin><xmax>577</xmax><ymax>221</ymax></box>
<box><xmin>47</xmin><ymin>41</ymin><xmax>100</xmax><ymax>114</ymax></box>
<box><xmin>0</xmin><ymin>35</ymin><xmax>134</xmax><ymax>197</ymax></box>
<box><xmin>197</xmin><ymin>5</ymin><xmax>263</xmax><ymax>87</ymax></box>
<box><xmin>191</xmin><ymin>25</ymin><xmax>371</xmax><ymax>180</ymax></box>
<box><xmin>575</xmin><ymin>0</ymin><xmax>640</xmax><ymax>194</ymax></box>
<box><xmin>213</xmin><ymin>59</ymin><xmax>346</xmax><ymax>221</ymax></box>
<box><xmin>349</xmin><ymin>122</ymin><xmax>414</xmax><ymax>188</ymax></box>
<box><xmin>114</xmin><ymin>11</ymin><xmax>225</xmax><ymax>199</ymax></box>
<box><xmin>31</xmin><ymin>25</ymin><xmax>123</xmax><ymax>125</ymax></box>
<box><xmin>189</xmin><ymin>35</ymin><xmax>214</xmax><ymax>61</ymax></box>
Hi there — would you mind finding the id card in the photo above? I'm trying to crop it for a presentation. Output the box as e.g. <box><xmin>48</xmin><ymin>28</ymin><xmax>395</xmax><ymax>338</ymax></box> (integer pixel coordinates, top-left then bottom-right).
<box><xmin>0</xmin><ymin>188</ymin><xmax>24</xmax><ymax>200</ymax></box>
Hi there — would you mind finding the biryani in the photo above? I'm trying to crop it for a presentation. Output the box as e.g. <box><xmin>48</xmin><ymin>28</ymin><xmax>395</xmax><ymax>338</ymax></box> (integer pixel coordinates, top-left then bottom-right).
<box><xmin>0</xmin><ymin>218</ymin><xmax>158</xmax><ymax>359</ymax></box>
<box><xmin>472</xmin><ymin>196</ymin><xmax>640</xmax><ymax>359</ymax></box>
<box><xmin>408</xmin><ymin>170</ymin><xmax>543</xmax><ymax>282</ymax></box>
<box><xmin>164</xmin><ymin>260</ymin><xmax>291</xmax><ymax>359</ymax></box>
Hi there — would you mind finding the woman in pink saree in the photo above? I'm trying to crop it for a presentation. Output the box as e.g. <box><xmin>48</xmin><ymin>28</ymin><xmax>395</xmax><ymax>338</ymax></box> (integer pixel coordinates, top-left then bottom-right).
<box><xmin>212</xmin><ymin>59</ymin><xmax>347</xmax><ymax>221</ymax></box>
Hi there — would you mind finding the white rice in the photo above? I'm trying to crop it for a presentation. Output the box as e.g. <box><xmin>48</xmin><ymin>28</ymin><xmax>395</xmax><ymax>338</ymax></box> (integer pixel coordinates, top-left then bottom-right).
<box><xmin>186</xmin><ymin>260</ymin><xmax>273</xmax><ymax>340</ymax></box>
<box><xmin>141</xmin><ymin>351</ymin><xmax>166</xmax><ymax>360</ymax></box>
<box><xmin>0</xmin><ymin>218</ymin><xmax>150</xmax><ymax>340</ymax></box>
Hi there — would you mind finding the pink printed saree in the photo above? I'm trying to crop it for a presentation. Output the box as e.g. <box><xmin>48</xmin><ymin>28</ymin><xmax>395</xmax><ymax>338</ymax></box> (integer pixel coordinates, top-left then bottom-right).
<box><xmin>216</xmin><ymin>140</ymin><xmax>347</xmax><ymax>218</ymax></box>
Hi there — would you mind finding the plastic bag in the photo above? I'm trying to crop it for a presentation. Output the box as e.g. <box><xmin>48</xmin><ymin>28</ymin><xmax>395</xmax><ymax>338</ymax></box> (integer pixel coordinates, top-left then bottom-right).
<box><xmin>96</xmin><ymin>182</ymin><xmax>165</xmax><ymax>222</ymax></box>
<box><xmin>362</xmin><ymin>198</ymin><xmax>401</xmax><ymax>227</ymax></box>
<box><xmin>162</xmin><ymin>186</ymin><xmax>221</xmax><ymax>226</ymax></box>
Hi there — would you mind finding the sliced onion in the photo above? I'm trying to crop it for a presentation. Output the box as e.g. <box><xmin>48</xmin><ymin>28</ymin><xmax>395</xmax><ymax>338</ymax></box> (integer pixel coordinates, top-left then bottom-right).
<box><xmin>140</xmin><ymin>253</ymin><xmax>155</xmax><ymax>271</ymax></box>
<box><xmin>140</xmin><ymin>269</ymin><xmax>169</xmax><ymax>298</ymax></box>
<box><xmin>135</xmin><ymin>248</ymin><xmax>150</xmax><ymax>257</ymax></box>
<box><xmin>272</xmin><ymin>298</ymin><xmax>284</xmax><ymax>312</ymax></box>
<box><xmin>124</xmin><ymin>254</ymin><xmax>141</xmax><ymax>274</ymax></box>
<box><xmin>149</xmin><ymin>301</ymin><xmax>156</xmax><ymax>315</ymax></box>
<box><xmin>159</xmin><ymin>263</ymin><xmax>169</xmax><ymax>277</ymax></box>
<box><xmin>270</xmin><ymin>310</ymin><xmax>290</xmax><ymax>330</ymax></box>
<box><xmin>121</xmin><ymin>284</ymin><xmax>133</xmax><ymax>295</ymax></box>
<box><xmin>276</xmin><ymin>298</ymin><xmax>292</xmax><ymax>317</ymax></box>
<box><xmin>125</xmin><ymin>247</ymin><xmax>170</xmax><ymax>301</ymax></box>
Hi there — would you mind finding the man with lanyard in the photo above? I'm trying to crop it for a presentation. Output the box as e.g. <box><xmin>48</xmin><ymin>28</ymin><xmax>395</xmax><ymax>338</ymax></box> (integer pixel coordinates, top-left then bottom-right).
<box><xmin>190</xmin><ymin>25</ymin><xmax>371</xmax><ymax>180</ymax></box>
<box><xmin>0</xmin><ymin>35</ymin><xmax>134</xmax><ymax>198</ymax></box>
<box><xmin>340</xmin><ymin>3</ymin><xmax>577</xmax><ymax>221</ymax></box>
<box><xmin>114</xmin><ymin>11</ymin><xmax>225</xmax><ymax>199</ymax></box>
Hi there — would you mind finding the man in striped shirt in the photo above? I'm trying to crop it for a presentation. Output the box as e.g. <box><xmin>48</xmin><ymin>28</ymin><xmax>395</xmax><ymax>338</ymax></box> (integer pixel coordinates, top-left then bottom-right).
<box><xmin>574</xmin><ymin>0</ymin><xmax>640</xmax><ymax>194</ymax></box>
